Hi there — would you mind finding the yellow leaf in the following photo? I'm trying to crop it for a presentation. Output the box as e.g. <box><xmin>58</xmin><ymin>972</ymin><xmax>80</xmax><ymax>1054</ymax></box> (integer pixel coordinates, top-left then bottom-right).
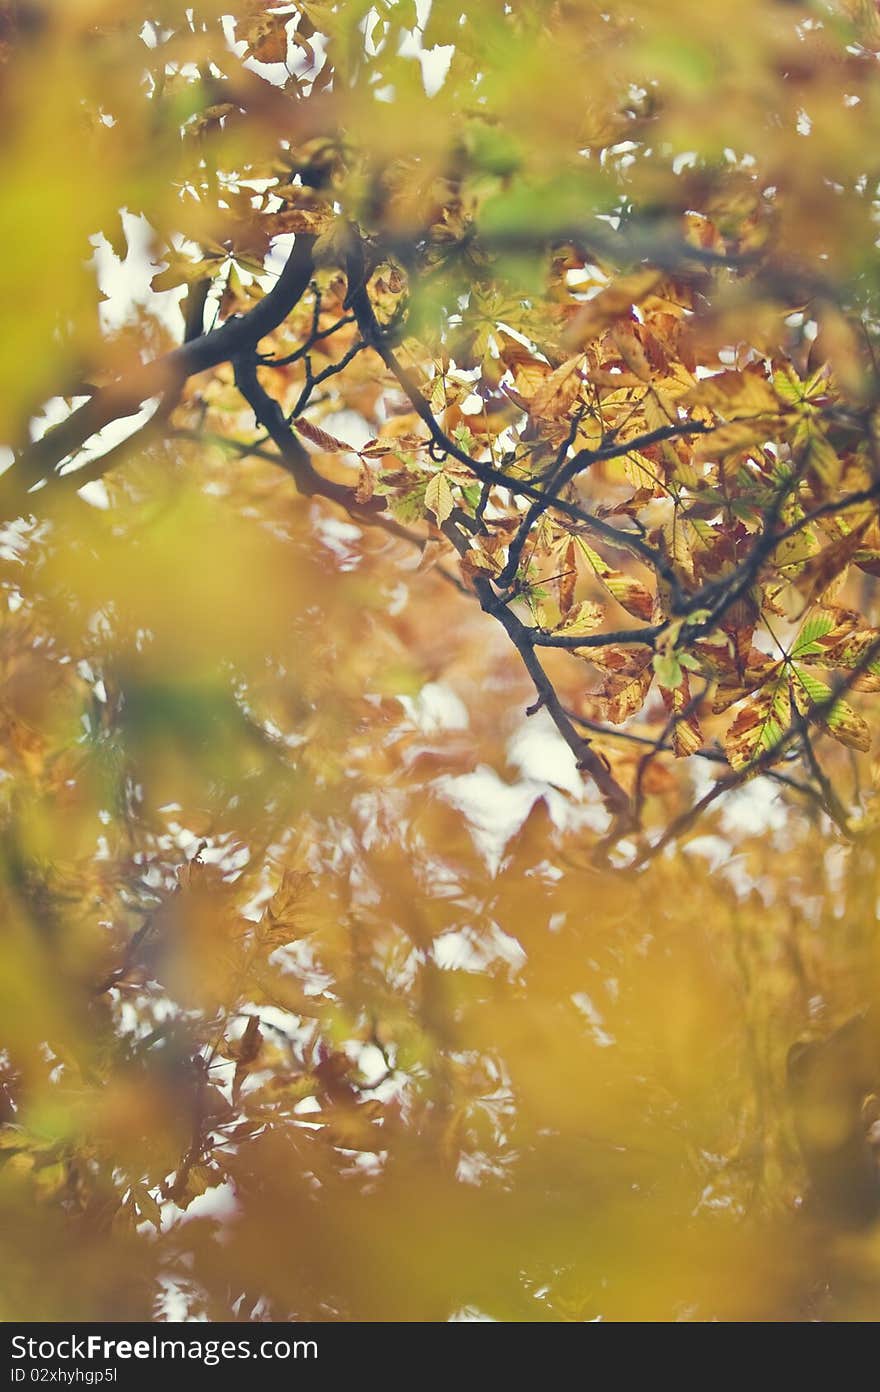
<box><xmin>575</xmin><ymin>538</ymin><xmax>655</xmax><ymax>621</ymax></box>
<box><xmin>425</xmin><ymin>471</ymin><xmax>455</xmax><ymax>524</ymax></box>
<box><xmin>579</xmin><ymin>645</ymin><xmax>655</xmax><ymax>725</ymax></box>
<box><xmin>556</xmin><ymin>600</ymin><xmax>605</xmax><ymax>636</ymax></box>
<box><xmin>563</xmin><ymin>271</ymin><xmax>664</xmax><ymax>351</ymax></box>
<box><xmin>529</xmin><ymin>356</ymin><xmax>583</xmax><ymax>421</ymax></box>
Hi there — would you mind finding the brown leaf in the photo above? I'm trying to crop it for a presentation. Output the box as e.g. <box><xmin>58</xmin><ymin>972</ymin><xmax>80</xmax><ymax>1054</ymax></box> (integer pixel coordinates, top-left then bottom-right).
<box><xmin>821</xmin><ymin>630</ymin><xmax>880</xmax><ymax>690</ymax></box>
<box><xmin>244</xmin><ymin>15</ymin><xmax>289</xmax><ymax>64</ymax></box>
<box><xmin>556</xmin><ymin>539</ymin><xmax>577</xmax><ymax>617</ymax></box>
<box><xmin>563</xmin><ymin>270</ymin><xmax>664</xmax><ymax>351</ymax></box>
<box><xmin>575</xmin><ymin>538</ymin><xmax>654</xmax><ymax>621</ymax></box>
<box><xmin>579</xmin><ymin>645</ymin><xmax>655</xmax><ymax>725</ymax></box>
<box><xmin>611</xmin><ymin>325</ymin><xmax>652</xmax><ymax>382</ymax></box>
<box><xmin>683</xmin><ymin>367</ymin><xmax>779</xmax><ymax>419</ymax></box>
<box><xmin>660</xmin><ymin>671</ymin><xmax>704</xmax><ymax>758</ymax></box>
<box><xmin>294</xmin><ymin>416</ymin><xmax>358</xmax><ymax>454</ymax></box>
<box><xmin>265</xmin><ymin>204</ymin><xmax>336</xmax><ymax>237</ymax></box>
<box><xmin>529</xmin><ymin>356</ymin><xmax>583</xmax><ymax>421</ymax></box>
<box><xmin>794</xmin><ymin>522</ymin><xmax>870</xmax><ymax>605</ymax></box>
<box><xmin>355</xmin><ymin>463</ymin><xmax>376</xmax><ymax>503</ymax></box>
<box><xmin>459</xmin><ymin>545</ymin><xmax>502</xmax><ymax>588</ymax></box>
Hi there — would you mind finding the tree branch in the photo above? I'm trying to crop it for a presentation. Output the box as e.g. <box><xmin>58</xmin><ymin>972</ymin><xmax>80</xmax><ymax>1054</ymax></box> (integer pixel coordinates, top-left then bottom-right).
<box><xmin>5</xmin><ymin>234</ymin><xmax>318</xmax><ymax>509</ymax></box>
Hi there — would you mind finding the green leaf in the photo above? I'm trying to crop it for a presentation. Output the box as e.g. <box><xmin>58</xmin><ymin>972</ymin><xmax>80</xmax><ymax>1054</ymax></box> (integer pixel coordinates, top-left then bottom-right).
<box><xmin>773</xmin><ymin>369</ymin><xmax>805</xmax><ymax>406</ymax></box>
<box><xmin>791</xmin><ymin>611</ymin><xmax>836</xmax><ymax>659</ymax></box>
<box><xmin>724</xmin><ymin>673</ymin><xmax>790</xmax><ymax>770</ymax></box>
<box><xmin>791</xmin><ymin>664</ymin><xmax>832</xmax><ymax>709</ymax></box>
<box><xmin>790</xmin><ymin>665</ymin><xmax>871</xmax><ymax>750</ymax></box>
<box><xmin>389</xmin><ymin>482</ymin><xmax>428</xmax><ymax>524</ymax></box>
<box><xmin>653</xmin><ymin>651</ymin><xmax>683</xmax><ymax>689</ymax></box>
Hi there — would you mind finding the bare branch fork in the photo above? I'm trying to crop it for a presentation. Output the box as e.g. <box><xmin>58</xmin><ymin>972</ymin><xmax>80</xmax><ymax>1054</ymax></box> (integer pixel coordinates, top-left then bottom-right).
<box><xmin>5</xmin><ymin>233</ymin><xmax>320</xmax><ymax>504</ymax></box>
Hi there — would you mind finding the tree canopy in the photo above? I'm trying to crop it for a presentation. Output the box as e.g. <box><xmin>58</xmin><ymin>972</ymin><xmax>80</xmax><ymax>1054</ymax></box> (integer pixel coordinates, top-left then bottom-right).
<box><xmin>4</xmin><ymin>0</ymin><xmax>880</xmax><ymax>1321</ymax></box>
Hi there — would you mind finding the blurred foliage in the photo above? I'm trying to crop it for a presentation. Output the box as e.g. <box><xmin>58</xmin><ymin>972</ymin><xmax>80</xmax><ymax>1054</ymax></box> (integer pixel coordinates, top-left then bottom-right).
<box><xmin>4</xmin><ymin>0</ymin><xmax>880</xmax><ymax>1322</ymax></box>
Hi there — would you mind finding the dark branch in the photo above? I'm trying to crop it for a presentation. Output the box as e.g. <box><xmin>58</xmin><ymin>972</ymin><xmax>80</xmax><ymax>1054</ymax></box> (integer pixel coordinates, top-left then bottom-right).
<box><xmin>5</xmin><ymin>234</ymin><xmax>318</xmax><ymax>508</ymax></box>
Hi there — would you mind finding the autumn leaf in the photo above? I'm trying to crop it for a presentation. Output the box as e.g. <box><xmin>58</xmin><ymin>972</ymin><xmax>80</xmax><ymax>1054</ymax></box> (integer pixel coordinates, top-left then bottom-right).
<box><xmin>555</xmin><ymin>599</ymin><xmax>604</xmax><ymax>636</ymax></box>
<box><xmin>258</xmin><ymin>870</ymin><xmax>328</xmax><ymax>946</ymax></box>
<box><xmin>528</xmin><ymin>355</ymin><xmax>584</xmax><ymax>421</ymax></box>
<box><xmin>794</xmin><ymin>522</ymin><xmax>870</xmax><ymax>604</ymax></box>
<box><xmin>659</xmin><ymin>670</ymin><xmax>704</xmax><ymax>758</ymax></box>
<box><xmin>242</xmin><ymin>14</ymin><xmax>290</xmax><ymax>64</ymax></box>
<box><xmin>684</xmin><ymin>368</ymin><xmax>779</xmax><ymax>420</ymax></box>
<box><xmin>724</xmin><ymin>670</ymin><xmax>791</xmax><ymax>770</ymax></box>
<box><xmin>612</xmin><ymin>325</ymin><xmax>653</xmax><ymax>382</ymax></box>
<box><xmin>579</xmin><ymin>645</ymin><xmax>655</xmax><ymax>725</ymax></box>
<box><xmin>773</xmin><ymin>364</ymin><xmax>828</xmax><ymax>407</ymax></box>
<box><xmin>355</xmin><ymin>463</ymin><xmax>376</xmax><ymax>503</ymax></box>
<box><xmin>790</xmin><ymin>665</ymin><xmax>871</xmax><ymax>751</ymax></box>
<box><xmin>265</xmin><ymin>204</ymin><xmax>336</xmax><ymax>237</ymax></box>
<box><xmin>692</xmin><ymin>420</ymin><xmax>769</xmax><ymax>466</ymax></box>
<box><xmin>790</xmin><ymin>607</ymin><xmax>861</xmax><ymax>663</ymax></box>
<box><xmin>544</xmin><ymin>537</ymin><xmax>578</xmax><ymax>616</ymax></box>
<box><xmin>231</xmin><ymin>1016</ymin><xmax>263</xmax><ymax>1099</ymax></box>
<box><xmin>574</xmin><ymin>538</ymin><xmax>654</xmax><ymax>621</ymax></box>
<box><xmin>131</xmin><ymin>1184</ymin><xmax>162</xmax><ymax>1231</ymax></box>
<box><xmin>425</xmin><ymin>471</ymin><xmax>455</xmax><ymax>524</ymax></box>
<box><xmin>294</xmin><ymin>417</ymin><xmax>358</xmax><ymax>454</ymax></box>
<box><xmin>459</xmin><ymin>545</ymin><xmax>502</xmax><ymax>586</ymax></box>
<box><xmin>812</xmin><ymin>629</ymin><xmax>880</xmax><ymax>691</ymax></box>
<box><xmin>799</xmin><ymin>423</ymin><xmax>842</xmax><ymax>490</ymax></box>
<box><xmin>563</xmin><ymin>270</ymin><xmax>664</xmax><ymax>351</ymax></box>
<box><xmin>710</xmin><ymin>649</ymin><xmax>780</xmax><ymax>714</ymax></box>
